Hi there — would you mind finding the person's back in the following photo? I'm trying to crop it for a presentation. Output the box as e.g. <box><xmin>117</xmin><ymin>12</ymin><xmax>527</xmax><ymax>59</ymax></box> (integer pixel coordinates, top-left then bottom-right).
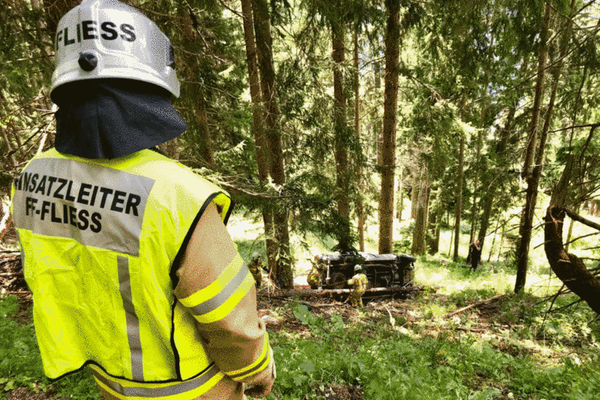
<box><xmin>10</xmin><ymin>1</ymin><xmax>275</xmax><ymax>398</ymax></box>
<box><xmin>470</xmin><ymin>240</ymin><xmax>482</xmax><ymax>271</ymax></box>
<box><xmin>347</xmin><ymin>265</ymin><xmax>368</xmax><ymax>307</ymax></box>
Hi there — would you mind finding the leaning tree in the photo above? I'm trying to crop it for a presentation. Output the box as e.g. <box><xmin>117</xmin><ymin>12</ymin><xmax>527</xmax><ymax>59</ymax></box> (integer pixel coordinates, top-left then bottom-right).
<box><xmin>542</xmin><ymin>1</ymin><xmax>600</xmax><ymax>315</ymax></box>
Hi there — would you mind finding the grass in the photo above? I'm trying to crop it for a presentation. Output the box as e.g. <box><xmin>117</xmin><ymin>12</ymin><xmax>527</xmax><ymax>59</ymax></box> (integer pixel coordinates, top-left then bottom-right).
<box><xmin>268</xmin><ymin>297</ymin><xmax>600</xmax><ymax>400</ymax></box>
<box><xmin>2</xmin><ymin>255</ymin><xmax>600</xmax><ymax>399</ymax></box>
<box><xmin>261</xmin><ymin>234</ymin><xmax>600</xmax><ymax>400</ymax></box>
<box><xmin>0</xmin><ymin>293</ymin><xmax>100</xmax><ymax>399</ymax></box>
<box><xmin>2</xmin><ymin>216</ymin><xmax>600</xmax><ymax>399</ymax></box>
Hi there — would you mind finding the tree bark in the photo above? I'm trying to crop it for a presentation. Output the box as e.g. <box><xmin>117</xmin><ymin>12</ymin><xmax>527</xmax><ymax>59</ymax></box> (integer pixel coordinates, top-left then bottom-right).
<box><xmin>514</xmin><ymin>3</ymin><xmax>551</xmax><ymax>293</ymax></box>
<box><xmin>453</xmin><ymin>134</ymin><xmax>465</xmax><ymax>262</ymax></box>
<box><xmin>477</xmin><ymin>86</ymin><xmax>519</xmax><ymax>249</ymax></box>
<box><xmin>378</xmin><ymin>0</ymin><xmax>401</xmax><ymax>254</ymax></box>
<box><xmin>412</xmin><ymin>175</ymin><xmax>429</xmax><ymax>256</ymax></box>
<box><xmin>178</xmin><ymin>6</ymin><xmax>216</xmax><ymax>169</ymax></box>
<box><xmin>240</xmin><ymin>0</ymin><xmax>278</xmax><ymax>273</ymax></box>
<box><xmin>544</xmin><ymin>113</ymin><xmax>600</xmax><ymax>313</ymax></box>
<box><xmin>195</xmin><ymin>98</ymin><xmax>216</xmax><ymax>168</ymax></box>
<box><xmin>545</xmin><ymin>207</ymin><xmax>600</xmax><ymax>315</ymax></box>
<box><xmin>332</xmin><ymin>20</ymin><xmax>351</xmax><ymax>251</ymax></box>
<box><xmin>252</xmin><ymin>0</ymin><xmax>293</xmax><ymax>288</ymax></box>
<box><xmin>353</xmin><ymin>29</ymin><xmax>365</xmax><ymax>252</ymax></box>
<box><xmin>396</xmin><ymin>168</ymin><xmax>404</xmax><ymax>222</ymax></box>
<box><xmin>427</xmin><ymin>189</ymin><xmax>440</xmax><ymax>255</ymax></box>
<box><xmin>516</xmin><ymin>0</ymin><xmax>575</xmax><ymax>292</ymax></box>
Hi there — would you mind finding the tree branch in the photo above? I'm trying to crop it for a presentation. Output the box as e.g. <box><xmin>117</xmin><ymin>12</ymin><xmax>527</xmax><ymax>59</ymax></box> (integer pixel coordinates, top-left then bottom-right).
<box><xmin>549</xmin><ymin>122</ymin><xmax>600</xmax><ymax>134</ymax></box>
<box><xmin>565</xmin><ymin>208</ymin><xmax>600</xmax><ymax>231</ymax></box>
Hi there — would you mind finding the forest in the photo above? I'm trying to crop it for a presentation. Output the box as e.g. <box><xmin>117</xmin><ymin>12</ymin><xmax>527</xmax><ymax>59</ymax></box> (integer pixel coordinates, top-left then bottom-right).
<box><xmin>1</xmin><ymin>0</ymin><xmax>600</xmax><ymax>399</ymax></box>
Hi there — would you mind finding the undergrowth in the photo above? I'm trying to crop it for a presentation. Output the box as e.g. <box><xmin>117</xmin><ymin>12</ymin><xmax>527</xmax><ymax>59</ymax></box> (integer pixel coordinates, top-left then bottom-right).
<box><xmin>1</xmin><ymin>256</ymin><xmax>600</xmax><ymax>400</ymax></box>
<box><xmin>271</xmin><ymin>301</ymin><xmax>600</xmax><ymax>400</ymax></box>
<box><xmin>0</xmin><ymin>294</ymin><xmax>100</xmax><ymax>400</ymax></box>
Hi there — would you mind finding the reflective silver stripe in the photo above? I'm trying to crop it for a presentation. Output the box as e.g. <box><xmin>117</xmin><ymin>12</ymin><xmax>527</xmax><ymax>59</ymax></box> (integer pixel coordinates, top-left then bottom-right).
<box><xmin>118</xmin><ymin>256</ymin><xmax>144</xmax><ymax>381</ymax></box>
<box><xmin>93</xmin><ymin>363</ymin><xmax>221</xmax><ymax>398</ymax></box>
<box><xmin>11</xmin><ymin>157</ymin><xmax>154</xmax><ymax>256</ymax></box>
<box><xmin>187</xmin><ymin>264</ymin><xmax>250</xmax><ymax>316</ymax></box>
<box><xmin>228</xmin><ymin>354</ymin><xmax>269</xmax><ymax>380</ymax></box>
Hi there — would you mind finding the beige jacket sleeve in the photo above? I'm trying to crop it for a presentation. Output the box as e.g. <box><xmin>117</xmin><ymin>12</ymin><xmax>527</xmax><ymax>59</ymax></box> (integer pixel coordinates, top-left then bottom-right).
<box><xmin>174</xmin><ymin>202</ymin><xmax>275</xmax><ymax>397</ymax></box>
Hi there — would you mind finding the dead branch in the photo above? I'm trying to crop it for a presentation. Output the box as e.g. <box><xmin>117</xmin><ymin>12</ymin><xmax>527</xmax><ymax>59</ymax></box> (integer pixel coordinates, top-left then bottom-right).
<box><xmin>549</xmin><ymin>299</ymin><xmax>584</xmax><ymax>313</ymax></box>
<box><xmin>5</xmin><ymin>120</ymin><xmax>53</xmax><ymax>159</ymax></box>
<box><xmin>297</xmin><ymin>300</ymin><xmax>349</xmax><ymax>308</ymax></box>
<box><xmin>445</xmin><ymin>294</ymin><xmax>507</xmax><ymax>318</ymax></box>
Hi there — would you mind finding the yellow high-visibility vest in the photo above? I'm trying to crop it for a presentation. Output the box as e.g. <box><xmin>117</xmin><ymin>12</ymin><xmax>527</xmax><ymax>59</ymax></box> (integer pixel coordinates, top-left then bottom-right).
<box><xmin>11</xmin><ymin>148</ymin><xmax>232</xmax><ymax>396</ymax></box>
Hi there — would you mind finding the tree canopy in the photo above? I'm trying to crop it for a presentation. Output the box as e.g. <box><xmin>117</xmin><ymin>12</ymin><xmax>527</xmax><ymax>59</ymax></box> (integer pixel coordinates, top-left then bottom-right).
<box><xmin>2</xmin><ymin>0</ymin><xmax>600</xmax><ymax>302</ymax></box>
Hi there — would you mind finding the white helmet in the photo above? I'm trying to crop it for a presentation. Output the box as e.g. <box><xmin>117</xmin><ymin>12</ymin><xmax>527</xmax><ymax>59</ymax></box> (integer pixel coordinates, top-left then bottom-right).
<box><xmin>354</xmin><ymin>264</ymin><xmax>362</xmax><ymax>272</ymax></box>
<box><xmin>51</xmin><ymin>0</ymin><xmax>180</xmax><ymax>97</ymax></box>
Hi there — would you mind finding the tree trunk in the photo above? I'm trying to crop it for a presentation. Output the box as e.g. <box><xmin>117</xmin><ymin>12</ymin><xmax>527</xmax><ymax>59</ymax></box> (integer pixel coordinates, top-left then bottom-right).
<box><xmin>396</xmin><ymin>168</ymin><xmax>404</xmax><ymax>222</ymax></box>
<box><xmin>252</xmin><ymin>0</ymin><xmax>293</xmax><ymax>288</ymax></box>
<box><xmin>178</xmin><ymin>6</ymin><xmax>216</xmax><ymax>169</ymax></box>
<box><xmin>427</xmin><ymin>190</ymin><xmax>440</xmax><ymax>255</ymax></box>
<box><xmin>378</xmin><ymin>0</ymin><xmax>401</xmax><ymax>254</ymax></box>
<box><xmin>544</xmin><ymin>112</ymin><xmax>600</xmax><ymax>313</ymax></box>
<box><xmin>410</xmin><ymin>177</ymin><xmax>418</xmax><ymax>220</ymax></box>
<box><xmin>353</xmin><ymin>29</ymin><xmax>365</xmax><ymax>252</ymax></box>
<box><xmin>332</xmin><ymin>21</ymin><xmax>351</xmax><ymax>251</ymax></box>
<box><xmin>516</xmin><ymin>1</ymin><xmax>569</xmax><ymax>292</ymax></box>
<box><xmin>514</xmin><ymin>3</ymin><xmax>551</xmax><ymax>293</ymax></box>
<box><xmin>240</xmin><ymin>0</ymin><xmax>277</xmax><ymax>273</ymax></box>
<box><xmin>453</xmin><ymin>134</ymin><xmax>465</xmax><ymax>262</ymax></box>
<box><xmin>412</xmin><ymin>175</ymin><xmax>429</xmax><ymax>255</ymax></box>
<box><xmin>195</xmin><ymin>98</ymin><xmax>216</xmax><ymax>169</ymax></box>
<box><xmin>477</xmin><ymin>84</ymin><xmax>519</xmax><ymax>250</ymax></box>
<box><xmin>545</xmin><ymin>206</ymin><xmax>600</xmax><ymax>315</ymax></box>
<box><xmin>564</xmin><ymin>204</ymin><xmax>578</xmax><ymax>253</ymax></box>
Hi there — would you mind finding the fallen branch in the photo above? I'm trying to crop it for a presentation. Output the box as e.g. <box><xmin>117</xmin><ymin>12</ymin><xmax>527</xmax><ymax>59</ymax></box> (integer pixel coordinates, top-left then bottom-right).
<box><xmin>445</xmin><ymin>294</ymin><xmax>507</xmax><ymax>318</ymax></box>
<box><xmin>297</xmin><ymin>300</ymin><xmax>348</xmax><ymax>308</ymax></box>
<box><xmin>454</xmin><ymin>327</ymin><xmax>488</xmax><ymax>333</ymax></box>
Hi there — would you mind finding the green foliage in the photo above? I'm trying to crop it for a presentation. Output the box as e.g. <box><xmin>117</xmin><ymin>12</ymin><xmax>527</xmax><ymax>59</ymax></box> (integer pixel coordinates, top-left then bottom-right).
<box><xmin>3</xmin><ymin>259</ymin><xmax>600</xmax><ymax>400</ymax></box>
<box><xmin>0</xmin><ymin>310</ymin><xmax>45</xmax><ymax>395</ymax></box>
<box><xmin>270</xmin><ymin>302</ymin><xmax>600</xmax><ymax>400</ymax></box>
<box><xmin>0</xmin><ymin>295</ymin><xmax>100</xmax><ymax>399</ymax></box>
<box><xmin>0</xmin><ymin>295</ymin><xmax>18</xmax><ymax>319</ymax></box>
<box><xmin>448</xmin><ymin>286</ymin><xmax>497</xmax><ymax>307</ymax></box>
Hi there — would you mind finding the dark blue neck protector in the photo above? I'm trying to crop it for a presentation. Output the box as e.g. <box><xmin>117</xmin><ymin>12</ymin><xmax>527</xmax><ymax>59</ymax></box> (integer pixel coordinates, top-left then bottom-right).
<box><xmin>51</xmin><ymin>79</ymin><xmax>187</xmax><ymax>159</ymax></box>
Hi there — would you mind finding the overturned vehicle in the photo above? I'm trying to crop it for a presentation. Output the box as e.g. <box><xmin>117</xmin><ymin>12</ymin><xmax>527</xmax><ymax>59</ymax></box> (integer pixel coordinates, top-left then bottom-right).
<box><xmin>308</xmin><ymin>251</ymin><xmax>417</xmax><ymax>300</ymax></box>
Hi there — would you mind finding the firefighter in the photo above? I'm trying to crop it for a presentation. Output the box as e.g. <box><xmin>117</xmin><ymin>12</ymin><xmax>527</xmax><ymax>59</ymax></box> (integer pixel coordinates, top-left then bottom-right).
<box><xmin>306</xmin><ymin>255</ymin><xmax>324</xmax><ymax>289</ymax></box>
<box><xmin>10</xmin><ymin>1</ymin><xmax>274</xmax><ymax>399</ymax></box>
<box><xmin>347</xmin><ymin>265</ymin><xmax>369</xmax><ymax>307</ymax></box>
<box><xmin>247</xmin><ymin>252</ymin><xmax>263</xmax><ymax>288</ymax></box>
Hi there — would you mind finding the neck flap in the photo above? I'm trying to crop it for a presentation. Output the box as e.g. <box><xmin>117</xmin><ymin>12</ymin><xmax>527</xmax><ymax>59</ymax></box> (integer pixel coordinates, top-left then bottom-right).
<box><xmin>52</xmin><ymin>79</ymin><xmax>187</xmax><ymax>159</ymax></box>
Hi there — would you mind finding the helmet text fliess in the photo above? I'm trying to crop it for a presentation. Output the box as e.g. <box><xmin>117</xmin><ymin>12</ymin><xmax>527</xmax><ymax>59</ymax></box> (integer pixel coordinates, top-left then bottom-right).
<box><xmin>52</xmin><ymin>0</ymin><xmax>180</xmax><ymax>97</ymax></box>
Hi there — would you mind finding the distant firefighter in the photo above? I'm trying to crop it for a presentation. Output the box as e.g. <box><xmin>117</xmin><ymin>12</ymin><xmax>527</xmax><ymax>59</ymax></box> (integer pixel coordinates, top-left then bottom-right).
<box><xmin>307</xmin><ymin>255</ymin><xmax>324</xmax><ymax>289</ymax></box>
<box><xmin>247</xmin><ymin>252</ymin><xmax>263</xmax><ymax>288</ymax></box>
<box><xmin>347</xmin><ymin>264</ymin><xmax>368</xmax><ymax>307</ymax></box>
<box><xmin>469</xmin><ymin>239</ymin><xmax>482</xmax><ymax>271</ymax></box>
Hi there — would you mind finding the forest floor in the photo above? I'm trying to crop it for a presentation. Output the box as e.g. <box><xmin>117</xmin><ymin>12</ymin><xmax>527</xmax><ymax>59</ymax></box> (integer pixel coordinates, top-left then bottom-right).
<box><xmin>1</xmin><ymin>237</ymin><xmax>594</xmax><ymax>400</ymax></box>
<box><xmin>1</xmin><ymin>248</ymin><xmax>513</xmax><ymax>400</ymax></box>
